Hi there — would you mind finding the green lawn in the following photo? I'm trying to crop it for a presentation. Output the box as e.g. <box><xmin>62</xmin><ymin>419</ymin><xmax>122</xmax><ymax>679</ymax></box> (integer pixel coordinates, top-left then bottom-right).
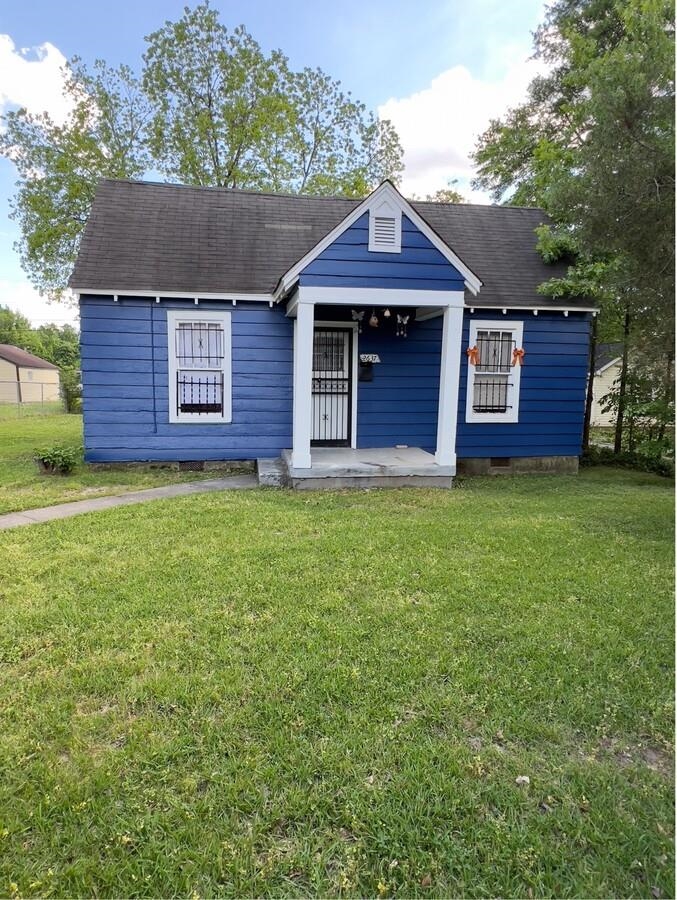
<box><xmin>0</xmin><ymin>470</ymin><xmax>673</xmax><ymax>898</ymax></box>
<box><xmin>0</xmin><ymin>414</ymin><xmax>249</xmax><ymax>515</ymax></box>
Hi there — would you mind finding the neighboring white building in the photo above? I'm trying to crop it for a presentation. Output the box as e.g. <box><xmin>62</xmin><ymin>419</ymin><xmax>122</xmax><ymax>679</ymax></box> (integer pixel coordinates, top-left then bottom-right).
<box><xmin>591</xmin><ymin>343</ymin><xmax>622</xmax><ymax>427</ymax></box>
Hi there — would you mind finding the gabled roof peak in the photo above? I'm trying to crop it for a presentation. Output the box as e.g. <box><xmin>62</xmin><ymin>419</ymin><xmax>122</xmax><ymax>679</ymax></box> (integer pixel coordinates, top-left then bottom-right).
<box><xmin>275</xmin><ymin>180</ymin><xmax>483</xmax><ymax>298</ymax></box>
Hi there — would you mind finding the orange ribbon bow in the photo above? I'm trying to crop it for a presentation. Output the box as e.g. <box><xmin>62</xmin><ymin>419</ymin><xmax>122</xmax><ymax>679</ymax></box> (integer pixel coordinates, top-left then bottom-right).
<box><xmin>466</xmin><ymin>345</ymin><xmax>480</xmax><ymax>366</ymax></box>
<box><xmin>512</xmin><ymin>348</ymin><xmax>525</xmax><ymax>366</ymax></box>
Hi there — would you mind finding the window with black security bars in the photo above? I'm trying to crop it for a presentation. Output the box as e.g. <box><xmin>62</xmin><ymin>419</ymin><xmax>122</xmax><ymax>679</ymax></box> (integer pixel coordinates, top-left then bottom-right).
<box><xmin>313</xmin><ymin>332</ymin><xmax>345</xmax><ymax>373</ymax></box>
<box><xmin>473</xmin><ymin>330</ymin><xmax>515</xmax><ymax>413</ymax></box>
<box><xmin>175</xmin><ymin>321</ymin><xmax>225</xmax><ymax>416</ymax></box>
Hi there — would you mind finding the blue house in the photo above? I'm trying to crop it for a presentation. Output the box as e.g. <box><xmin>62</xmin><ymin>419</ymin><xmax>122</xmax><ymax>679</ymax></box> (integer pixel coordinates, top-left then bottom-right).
<box><xmin>70</xmin><ymin>179</ymin><xmax>595</xmax><ymax>487</ymax></box>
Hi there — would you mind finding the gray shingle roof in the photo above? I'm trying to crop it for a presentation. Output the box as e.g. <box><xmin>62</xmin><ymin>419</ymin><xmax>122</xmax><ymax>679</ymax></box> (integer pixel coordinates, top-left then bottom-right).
<box><xmin>69</xmin><ymin>178</ymin><xmax>589</xmax><ymax>308</ymax></box>
<box><xmin>594</xmin><ymin>342</ymin><xmax>623</xmax><ymax>373</ymax></box>
<box><xmin>0</xmin><ymin>344</ymin><xmax>59</xmax><ymax>369</ymax></box>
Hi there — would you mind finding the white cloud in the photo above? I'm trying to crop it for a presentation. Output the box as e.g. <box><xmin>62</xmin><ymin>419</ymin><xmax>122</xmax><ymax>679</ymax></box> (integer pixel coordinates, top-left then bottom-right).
<box><xmin>0</xmin><ymin>279</ymin><xmax>78</xmax><ymax>328</ymax></box>
<box><xmin>0</xmin><ymin>34</ymin><xmax>71</xmax><ymax>124</ymax></box>
<box><xmin>379</xmin><ymin>48</ymin><xmax>547</xmax><ymax>202</ymax></box>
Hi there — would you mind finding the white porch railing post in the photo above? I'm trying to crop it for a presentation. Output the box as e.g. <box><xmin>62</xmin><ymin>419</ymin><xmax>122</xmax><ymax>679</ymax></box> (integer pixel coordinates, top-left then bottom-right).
<box><xmin>435</xmin><ymin>303</ymin><xmax>464</xmax><ymax>469</ymax></box>
<box><xmin>292</xmin><ymin>300</ymin><xmax>314</xmax><ymax>469</ymax></box>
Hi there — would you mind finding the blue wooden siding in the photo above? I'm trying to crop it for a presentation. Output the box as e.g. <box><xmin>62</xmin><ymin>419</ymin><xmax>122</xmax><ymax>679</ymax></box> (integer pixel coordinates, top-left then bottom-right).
<box><xmin>80</xmin><ymin>296</ymin><xmax>293</xmax><ymax>462</ymax></box>
<box><xmin>80</xmin><ymin>297</ymin><xmax>590</xmax><ymax>463</ymax></box>
<box><xmin>300</xmin><ymin>213</ymin><xmax>465</xmax><ymax>290</ymax></box>
<box><xmin>318</xmin><ymin>309</ymin><xmax>589</xmax><ymax>458</ymax></box>
<box><xmin>354</xmin><ymin>316</ymin><xmax>442</xmax><ymax>451</ymax></box>
<box><xmin>456</xmin><ymin>312</ymin><xmax>590</xmax><ymax>457</ymax></box>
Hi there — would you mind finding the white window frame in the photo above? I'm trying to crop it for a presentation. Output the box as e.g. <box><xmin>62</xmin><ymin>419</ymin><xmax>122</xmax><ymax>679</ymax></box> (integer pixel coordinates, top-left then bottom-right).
<box><xmin>368</xmin><ymin>197</ymin><xmax>402</xmax><ymax>253</ymax></box>
<box><xmin>167</xmin><ymin>309</ymin><xmax>232</xmax><ymax>424</ymax></box>
<box><xmin>465</xmin><ymin>319</ymin><xmax>523</xmax><ymax>424</ymax></box>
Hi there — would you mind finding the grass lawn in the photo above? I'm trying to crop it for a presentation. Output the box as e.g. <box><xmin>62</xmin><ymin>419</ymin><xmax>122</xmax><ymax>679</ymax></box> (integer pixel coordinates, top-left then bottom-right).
<box><xmin>0</xmin><ymin>470</ymin><xmax>673</xmax><ymax>898</ymax></box>
<box><xmin>0</xmin><ymin>414</ymin><xmax>249</xmax><ymax>515</ymax></box>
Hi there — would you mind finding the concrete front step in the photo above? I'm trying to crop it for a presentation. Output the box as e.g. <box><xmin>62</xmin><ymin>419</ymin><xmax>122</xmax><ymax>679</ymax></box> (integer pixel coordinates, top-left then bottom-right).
<box><xmin>269</xmin><ymin>447</ymin><xmax>454</xmax><ymax>490</ymax></box>
<box><xmin>256</xmin><ymin>457</ymin><xmax>288</xmax><ymax>487</ymax></box>
<box><xmin>290</xmin><ymin>474</ymin><xmax>453</xmax><ymax>490</ymax></box>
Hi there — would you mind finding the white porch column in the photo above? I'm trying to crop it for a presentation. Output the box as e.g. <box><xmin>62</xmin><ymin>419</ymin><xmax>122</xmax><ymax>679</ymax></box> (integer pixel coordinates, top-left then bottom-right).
<box><xmin>435</xmin><ymin>303</ymin><xmax>464</xmax><ymax>469</ymax></box>
<box><xmin>292</xmin><ymin>300</ymin><xmax>314</xmax><ymax>469</ymax></box>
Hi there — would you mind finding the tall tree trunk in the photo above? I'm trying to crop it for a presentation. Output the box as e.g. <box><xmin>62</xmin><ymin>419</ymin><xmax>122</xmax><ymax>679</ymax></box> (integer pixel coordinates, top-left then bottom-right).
<box><xmin>582</xmin><ymin>314</ymin><xmax>598</xmax><ymax>452</ymax></box>
<box><xmin>658</xmin><ymin>352</ymin><xmax>674</xmax><ymax>441</ymax></box>
<box><xmin>613</xmin><ymin>309</ymin><xmax>631</xmax><ymax>454</ymax></box>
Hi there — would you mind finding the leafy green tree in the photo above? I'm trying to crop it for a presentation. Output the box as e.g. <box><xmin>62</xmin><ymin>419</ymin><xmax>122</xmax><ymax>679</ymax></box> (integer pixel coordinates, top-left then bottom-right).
<box><xmin>1</xmin><ymin>3</ymin><xmax>403</xmax><ymax>298</ymax></box>
<box><xmin>0</xmin><ymin>306</ymin><xmax>80</xmax><ymax>368</ymax></box>
<box><xmin>34</xmin><ymin>324</ymin><xmax>80</xmax><ymax>369</ymax></box>
<box><xmin>410</xmin><ymin>181</ymin><xmax>466</xmax><ymax>204</ymax></box>
<box><xmin>601</xmin><ymin>345</ymin><xmax>675</xmax><ymax>454</ymax></box>
<box><xmin>143</xmin><ymin>4</ymin><xmax>402</xmax><ymax>195</ymax></box>
<box><xmin>0</xmin><ymin>306</ymin><xmax>35</xmax><ymax>350</ymax></box>
<box><xmin>473</xmin><ymin>0</ymin><xmax>675</xmax><ymax>451</ymax></box>
<box><xmin>0</xmin><ymin>61</ymin><xmax>150</xmax><ymax>300</ymax></box>
<box><xmin>142</xmin><ymin>7</ymin><xmax>288</xmax><ymax>188</ymax></box>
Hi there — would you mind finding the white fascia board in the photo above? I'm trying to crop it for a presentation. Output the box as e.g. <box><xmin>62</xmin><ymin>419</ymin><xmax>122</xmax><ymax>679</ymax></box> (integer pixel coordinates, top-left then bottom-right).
<box><xmin>288</xmin><ymin>286</ymin><xmax>465</xmax><ymax>317</ymax></box>
<box><xmin>285</xmin><ymin>288</ymin><xmax>300</xmax><ymax>318</ymax></box>
<box><xmin>595</xmin><ymin>357</ymin><xmax>622</xmax><ymax>376</ymax></box>
<box><xmin>75</xmin><ymin>288</ymin><xmax>274</xmax><ymax>303</ymax></box>
<box><xmin>274</xmin><ymin>181</ymin><xmax>482</xmax><ymax>299</ymax></box>
<box><xmin>465</xmin><ymin>303</ymin><xmax>599</xmax><ymax>314</ymax></box>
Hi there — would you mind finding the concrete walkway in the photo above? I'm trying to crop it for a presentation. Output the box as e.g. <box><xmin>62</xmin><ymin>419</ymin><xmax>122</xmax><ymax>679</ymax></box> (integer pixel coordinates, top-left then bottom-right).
<box><xmin>0</xmin><ymin>475</ymin><xmax>258</xmax><ymax>530</ymax></box>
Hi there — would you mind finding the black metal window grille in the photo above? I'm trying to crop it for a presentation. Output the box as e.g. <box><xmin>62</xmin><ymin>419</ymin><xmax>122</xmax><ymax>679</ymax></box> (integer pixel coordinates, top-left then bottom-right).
<box><xmin>176</xmin><ymin>322</ymin><xmax>224</xmax><ymax>368</ymax></box>
<box><xmin>177</xmin><ymin>371</ymin><xmax>224</xmax><ymax>415</ymax></box>
<box><xmin>313</xmin><ymin>332</ymin><xmax>345</xmax><ymax>372</ymax></box>
<box><xmin>476</xmin><ymin>331</ymin><xmax>514</xmax><ymax>374</ymax></box>
<box><xmin>174</xmin><ymin>321</ymin><xmax>225</xmax><ymax>416</ymax></box>
<box><xmin>473</xmin><ymin>330</ymin><xmax>515</xmax><ymax>413</ymax></box>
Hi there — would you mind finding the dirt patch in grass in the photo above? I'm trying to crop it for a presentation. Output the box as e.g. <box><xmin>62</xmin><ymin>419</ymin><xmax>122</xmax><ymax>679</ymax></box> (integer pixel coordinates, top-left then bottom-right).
<box><xmin>597</xmin><ymin>737</ymin><xmax>675</xmax><ymax>778</ymax></box>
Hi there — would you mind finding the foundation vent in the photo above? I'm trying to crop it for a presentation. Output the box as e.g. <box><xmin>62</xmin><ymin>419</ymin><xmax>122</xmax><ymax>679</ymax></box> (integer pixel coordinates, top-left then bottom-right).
<box><xmin>179</xmin><ymin>460</ymin><xmax>205</xmax><ymax>472</ymax></box>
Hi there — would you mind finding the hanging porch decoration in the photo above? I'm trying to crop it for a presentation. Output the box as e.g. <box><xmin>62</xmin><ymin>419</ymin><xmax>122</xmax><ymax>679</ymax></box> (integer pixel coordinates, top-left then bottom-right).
<box><xmin>396</xmin><ymin>314</ymin><xmax>410</xmax><ymax>337</ymax></box>
<box><xmin>512</xmin><ymin>347</ymin><xmax>525</xmax><ymax>366</ymax></box>
<box><xmin>369</xmin><ymin>309</ymin><xmax>379</xmax><ymax>328</ymax></box>
<box><xmin>383</xmin><ymin>308</ymin><xmax>391</xmax><ymax>318</ymax></box>
<box><xmin>466</xmin><ymin>345</ymin><xmax>480</xmax><ymax>366</ymax></box>
<box><xmin>351</xmin><ymin>309</ymin><xmax>365</xmax><ymax>333</ymax></box>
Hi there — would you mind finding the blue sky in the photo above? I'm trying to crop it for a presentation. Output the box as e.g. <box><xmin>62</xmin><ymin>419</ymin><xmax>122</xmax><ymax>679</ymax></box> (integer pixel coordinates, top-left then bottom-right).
<box><xmin>0</xmin><ymin>0</ymin><xmax>546</xmax><ymax>324</ymax></box>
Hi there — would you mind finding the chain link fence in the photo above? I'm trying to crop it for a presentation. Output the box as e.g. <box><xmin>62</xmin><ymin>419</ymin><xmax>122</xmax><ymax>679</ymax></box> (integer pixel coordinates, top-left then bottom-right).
<box><xmin>0</xmin><ymin>380</ymin><xmax>67</xmax><ymax>418</ymax></box>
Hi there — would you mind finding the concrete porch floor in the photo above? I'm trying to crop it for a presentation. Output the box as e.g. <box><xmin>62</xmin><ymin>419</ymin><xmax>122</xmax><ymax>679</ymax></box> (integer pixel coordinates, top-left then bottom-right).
<box><xmin>258</xmin><ymin>447</ymin><xmax>454</xmax><ymax>489</ymax></box>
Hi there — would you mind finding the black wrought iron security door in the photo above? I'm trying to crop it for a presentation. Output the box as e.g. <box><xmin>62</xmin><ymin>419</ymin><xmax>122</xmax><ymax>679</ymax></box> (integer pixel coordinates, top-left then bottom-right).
<box><xmin>312</xmin><ymin>328</ymin><xmax>352</xmax><ymax>446</ymax></box>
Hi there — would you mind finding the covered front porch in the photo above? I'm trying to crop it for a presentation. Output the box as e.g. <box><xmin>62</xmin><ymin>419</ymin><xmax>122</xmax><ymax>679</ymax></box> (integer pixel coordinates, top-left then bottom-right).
<box><xmin>272</xmin><ymin>284</ymin><xmax>465</xmax><ymax>488</ymax></box>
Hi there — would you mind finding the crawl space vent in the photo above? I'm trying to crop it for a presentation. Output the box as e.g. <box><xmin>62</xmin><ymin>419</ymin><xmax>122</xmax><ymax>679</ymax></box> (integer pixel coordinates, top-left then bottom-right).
<box><xmin>179</xmin><ymin>460</ymin><xmax>205</xmax><ymax>472</ymax></box>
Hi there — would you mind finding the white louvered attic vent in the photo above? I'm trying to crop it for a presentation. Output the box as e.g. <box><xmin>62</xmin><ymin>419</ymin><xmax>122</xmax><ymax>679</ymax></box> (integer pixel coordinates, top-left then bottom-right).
<box><xmin>368</xmin><ymin>201</ymin><xmax>402</xmax><ymax>253</ymax></box>
<box><xmin>373</xmin><ymin>216</ymin><xmax>397</xmax><ymax>246</ymax></box>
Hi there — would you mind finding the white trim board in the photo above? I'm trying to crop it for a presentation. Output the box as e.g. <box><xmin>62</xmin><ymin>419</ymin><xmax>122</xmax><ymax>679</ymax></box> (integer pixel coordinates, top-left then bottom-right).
<box><xmin>274</xmin><ymin>181</ymin><xmax>482</xmax><ymax>300</ymax></box>
<box><xmin>465</xmin><ymin>318</ymin><xmax>524</xmax><ymax>425</ymax></box>
<box><xmin>467</xmin><ymin>304</ymin><xmax>599</xmax><ymax>314</ymax></box>
<box><xmin>287</xmin><ymin>286</ymin><xmax>466</xmax><ymax>317</ymax></box>
<box><xmin>595</xmin><ymin>357</ymin><xmax>622</xmax><ymax>376</ymax></box>
<box><xmin>76</xmin><ymin>289</ymin><xmax>274</xmax><ymax>304</ymax></box>
<box><xmin>167</xmin><ymin>309</ymin><xmax>232</xmax><ymax>424</ymax></box>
